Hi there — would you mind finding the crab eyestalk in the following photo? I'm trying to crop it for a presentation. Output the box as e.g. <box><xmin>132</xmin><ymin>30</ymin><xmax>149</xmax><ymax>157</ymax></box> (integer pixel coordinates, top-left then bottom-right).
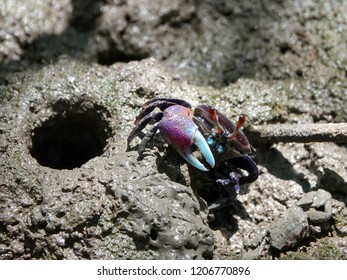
<box><xmin>229</xmin><ymin>115</ymin><xmax>246</xmax><ymax>141</ymax></box>
<box><xmin>207</xmin><ymin>107</ymin><xmax>223</xmax><ymax>134</ymax></box>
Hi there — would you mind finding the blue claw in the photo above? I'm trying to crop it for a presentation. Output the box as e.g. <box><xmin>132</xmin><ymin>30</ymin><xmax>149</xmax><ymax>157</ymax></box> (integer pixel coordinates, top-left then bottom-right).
<box><xmin>178</xmin><ymin>149</ymin><xmax>209</xmax><ymax>171</ymax></box>
<box><xmin>177</xmin><ymin>129</ymin><xmax>215</xmax><ymax>171</ymax></box>
<box><xmin>193</xmin><ymin>130</ymin><xmax>215</xmax><ymax>169</ymax></box>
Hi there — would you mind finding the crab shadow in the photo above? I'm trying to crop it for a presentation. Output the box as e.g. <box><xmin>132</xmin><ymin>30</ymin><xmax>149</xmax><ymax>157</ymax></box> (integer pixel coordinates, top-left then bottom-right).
<box><xmin>134</xmin><ymin>132</ymin><xmax>313</xmax><ymax>238</ymax></box>
<box><xmin>255</xmin><ymin>145</ymin><xmax>311</xmax><ymax>193</ymax></box>
<box><xmin>155</xmin><ymin>146</ymin><xmax>253</xmax><ymax>234</ymax></box>
<box><xmin>154</xmin><ymin>142</ymin><xmax>313</xmax><ymax>232</ymax></box>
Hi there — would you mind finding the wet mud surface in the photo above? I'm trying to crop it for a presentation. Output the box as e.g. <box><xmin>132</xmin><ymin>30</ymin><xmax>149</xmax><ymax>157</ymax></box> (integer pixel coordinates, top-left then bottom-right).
<box><xmin>1</xmin><ymin>0</ymin><xmax>347</xmax><ymax>259</ymax></box>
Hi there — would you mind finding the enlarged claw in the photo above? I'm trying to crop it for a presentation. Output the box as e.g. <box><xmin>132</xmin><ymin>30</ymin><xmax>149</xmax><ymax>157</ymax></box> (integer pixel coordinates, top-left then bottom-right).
<box><xmin>159</xmin><ymin>105</ymin><xmax>215</xmax><ymax>171</ymax></box>
<box><xmin>178</xmin><ymin>129</ymin><xmax>215</xmax><ymax>171</ymax></box>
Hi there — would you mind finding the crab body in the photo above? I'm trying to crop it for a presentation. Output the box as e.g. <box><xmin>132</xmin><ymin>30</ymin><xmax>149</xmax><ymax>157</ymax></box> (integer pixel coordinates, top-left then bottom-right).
<box><xmin>127</xmin><ymin>97</ymin><xmax>259</xmax><ymax>210</ymax></box>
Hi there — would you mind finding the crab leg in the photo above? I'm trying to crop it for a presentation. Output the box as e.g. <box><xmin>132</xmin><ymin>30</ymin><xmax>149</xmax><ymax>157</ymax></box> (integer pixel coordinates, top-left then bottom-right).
<box><xmin>138</xmin><ymin>124</ymin><xmax>160</xmax><ymax>154</ymax></box>
<box><xmin>127</xmin><ymin>111</ymin><xmax>163</xmax><ymax>147</ymax></box>
<box><xmin>159</xmin><ymin>105</ymin><xmax>215</xmax><ymax>171</ymax></box>
<box><xmin>228</xmin><ymin>154</ymin><xmax>259</xmax><ymax>185</ymax></box>
<box><xmin>143</xmin><ymin>97</ymin><xmax>192</xmax><ymax>108</ymax></box>
<box><xmin>135</xmin><ymin>99</ymin><xmax>192</xmax><ymax>124</ymax></box>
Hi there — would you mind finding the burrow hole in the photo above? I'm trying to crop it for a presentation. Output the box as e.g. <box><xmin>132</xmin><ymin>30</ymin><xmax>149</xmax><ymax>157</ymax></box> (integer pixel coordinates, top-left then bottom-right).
<box><xmin>30</xmin><ymin>102</ymin><xmax>112</xmax><ymax>170</ymax></box>
<box><xmin>150</xmin><ymin>228</ymin><xmax>158</xmax><ymax>241</ymax></box>
<box><xmin>97</xmin><ymin>48</ymin><xmax>149</xmax><ymax>66</ymax></box>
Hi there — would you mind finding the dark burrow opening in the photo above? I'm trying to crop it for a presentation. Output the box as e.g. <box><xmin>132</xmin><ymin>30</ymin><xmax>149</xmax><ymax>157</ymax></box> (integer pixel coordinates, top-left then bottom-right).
<box><xmin>30</xmin><ymin>103</ymin><xmax>112</xmax><ymax>170</ymax></box>
<box><xmin>150</xmin><ymin>228</ymin><xmax>158</xmax><ymax>241</ymax></box>
<box><xmin>97</xmin><ymin>49</ymin><xmax>149</xmax><ymax>66</ymax></box>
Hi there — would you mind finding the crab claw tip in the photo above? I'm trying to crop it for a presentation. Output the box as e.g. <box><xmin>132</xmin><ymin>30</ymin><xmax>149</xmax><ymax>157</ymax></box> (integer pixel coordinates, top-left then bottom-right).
<box><xmin>179</xmin><ymin>150</ymin><xmax>209</xmax><ymax>171</ymax></box>
<box><xmin>177</xmin><ymin>129</ymin><xmax>215</xmax><ymax>172</ymax></box>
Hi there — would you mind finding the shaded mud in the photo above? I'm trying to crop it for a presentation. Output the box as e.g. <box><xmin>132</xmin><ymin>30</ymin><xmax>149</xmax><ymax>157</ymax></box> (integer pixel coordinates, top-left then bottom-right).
<box><xmin>1</xmin><ymin>0</ymin><xmax>347</xmax><ymax>259</ymax></box>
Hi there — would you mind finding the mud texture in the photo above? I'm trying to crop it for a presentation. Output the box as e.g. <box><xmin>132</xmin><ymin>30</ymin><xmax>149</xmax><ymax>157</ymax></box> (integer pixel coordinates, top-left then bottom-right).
<box><xmin>1</xmin><ymin>0</ymin><xmax>347</xmax><ymax>259</ymax></box>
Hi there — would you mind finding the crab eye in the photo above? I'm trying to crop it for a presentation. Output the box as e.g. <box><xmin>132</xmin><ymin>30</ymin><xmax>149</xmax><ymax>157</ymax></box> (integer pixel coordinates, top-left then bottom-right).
<box><xmin>238</xmin><ymin>115</ymin><xmax>246</xmax><ymax>127</ymax></box>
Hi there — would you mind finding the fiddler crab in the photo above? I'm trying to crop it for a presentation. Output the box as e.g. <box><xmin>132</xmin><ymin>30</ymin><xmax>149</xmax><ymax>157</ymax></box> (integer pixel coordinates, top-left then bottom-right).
<box><xmin>127</xmin><ymin>97</ymin><xmax>259</xmax><ymax>211</ymax></box>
